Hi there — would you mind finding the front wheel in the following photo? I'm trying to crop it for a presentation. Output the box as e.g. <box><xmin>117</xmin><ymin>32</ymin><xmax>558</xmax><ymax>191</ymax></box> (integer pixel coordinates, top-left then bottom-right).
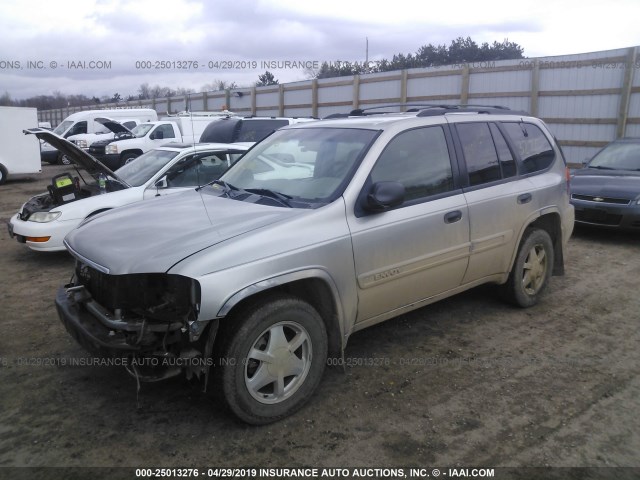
<box><xmin>218</xmin><ymin>295</ymin><xmax>328</xmax><ymax>425</ymax></box>
<box><xmin>58</xmin><ymin>153</ymin><xmax>72</xmax><ymax>165</ymax></box>
<box><xmin>120</xmin><ymin>152</ymin><xmax>139</xmax><ymax>167</ymax></box>
<box><xmin>500</xmin><ymin>228</ymin><xmax>554</xmax><ymax>308</ymax></box>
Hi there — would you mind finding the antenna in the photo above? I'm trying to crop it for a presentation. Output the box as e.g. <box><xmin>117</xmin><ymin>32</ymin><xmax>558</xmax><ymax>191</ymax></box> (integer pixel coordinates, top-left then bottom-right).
<box><xmin>366</xmin><ymin>37</ymin><xmax>369</xmax><ymax>64</ymax></box>
<box><xmin>189</xmin><ymin>92</ymin><xmax>196</xmax><ymax>148</ymax></box>
<box><xmin>187</xmin><ymin>92</ymin><xmax>200</xmax><ymax>187</ymax></box>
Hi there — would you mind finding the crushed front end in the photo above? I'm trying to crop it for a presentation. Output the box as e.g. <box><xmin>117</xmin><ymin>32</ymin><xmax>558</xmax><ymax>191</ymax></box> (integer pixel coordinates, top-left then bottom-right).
<box><xmin>55</xmin><ymin>259</ymin><xmax>215</xmax><ymax>382</ymax></box>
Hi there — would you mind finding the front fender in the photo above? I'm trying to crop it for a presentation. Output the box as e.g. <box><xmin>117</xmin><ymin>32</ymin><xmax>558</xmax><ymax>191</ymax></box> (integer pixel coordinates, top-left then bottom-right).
<box><xmin>218</xmin><ymin>268</ymin><xmax>343</xmax><ymax>318</ymax></box>
<box><xmin>217</xmin><ymin>268</ymin><xmax>347</xmax><ymax>346</ymax></box>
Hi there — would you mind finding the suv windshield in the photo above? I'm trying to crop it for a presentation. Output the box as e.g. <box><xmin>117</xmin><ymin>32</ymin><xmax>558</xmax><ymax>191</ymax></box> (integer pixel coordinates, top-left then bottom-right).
<box><xmin>116</xmin><ymin>149</ymin><xmax>180</xmax><ymax>186</ymax></box>
<box><xmin>220</xmin><ymin>127</ymin><xmax>378</xmax><ymax>206</ymax></box>
<box><xmin>53</xmin><ymin>120</ymin><xmax>73</xmax><ymax>135</ymax></box>
<box><xmin>588</xmin><ymin>141</ymin><xmax>640</xmax><ymax>171</ymax></box>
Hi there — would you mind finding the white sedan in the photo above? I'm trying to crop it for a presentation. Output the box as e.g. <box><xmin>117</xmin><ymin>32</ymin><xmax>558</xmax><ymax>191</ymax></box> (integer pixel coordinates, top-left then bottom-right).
<box><xmin>8</xmin><ymin>129</ymin><xmax>247</xmax><ymax>252</ymax></box>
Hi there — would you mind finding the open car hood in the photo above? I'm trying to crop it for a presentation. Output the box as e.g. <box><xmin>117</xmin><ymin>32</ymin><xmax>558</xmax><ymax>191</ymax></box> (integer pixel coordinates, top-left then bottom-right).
<box><xmin>95</xmin><ymin>117</ymin><xmax>134</xmax><ymax>135</ymax></box>
<box><xmin>23</xmin><ymin>128</ymin><xmax>130</xmax><ymax>187</ymax></box>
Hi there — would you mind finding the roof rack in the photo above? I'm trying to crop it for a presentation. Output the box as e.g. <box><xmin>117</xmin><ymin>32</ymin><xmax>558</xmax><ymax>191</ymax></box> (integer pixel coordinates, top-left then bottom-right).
<box><xmin>324</xmin><ymin>104</ymin><xmax>529</xmax><ymax>119</ymax></box>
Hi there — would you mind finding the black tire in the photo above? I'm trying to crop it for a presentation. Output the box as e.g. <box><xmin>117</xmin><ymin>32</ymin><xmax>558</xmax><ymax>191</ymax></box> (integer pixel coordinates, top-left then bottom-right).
<box><xmin>120</xmin><ymin>152</ymin><xmax>139</xmax><ymax>167</ymax></box>
<box><xmin>0</xmin><ymin>163</ymin><xmax>7</xmax><ymax>185</ymax></box>
<box><xmin>217</xmin><ymin>294</ymin><xmax>328</xmax><ymax>425</ymax></box>
<box><xmin>58</xmin><ymin>153</ymin><xmax>72</xmax><ymax>165</ymax></box>
<box><xmin>501</xmin><ymin>228</ymin><xmax>554</xmax><ymax>308</ymax></box>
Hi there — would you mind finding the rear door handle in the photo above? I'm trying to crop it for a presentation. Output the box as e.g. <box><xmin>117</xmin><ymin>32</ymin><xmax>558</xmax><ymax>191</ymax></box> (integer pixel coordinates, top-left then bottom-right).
<box><xmin>518</xmin><ymin>193</ymin><xmax>532</xmax><ymax>204</ymax></box>
<box><xmin>444</xmin><ymin>210</ymin><xmax>462</xmax><ymax>224</ymax></box>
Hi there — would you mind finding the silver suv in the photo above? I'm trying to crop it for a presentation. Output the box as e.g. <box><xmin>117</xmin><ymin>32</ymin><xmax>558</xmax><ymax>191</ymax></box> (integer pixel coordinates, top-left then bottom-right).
<box><xmin>56</xmin><ymin>105</ymin><xmax>574</xmax><ymax>424</ymax></box>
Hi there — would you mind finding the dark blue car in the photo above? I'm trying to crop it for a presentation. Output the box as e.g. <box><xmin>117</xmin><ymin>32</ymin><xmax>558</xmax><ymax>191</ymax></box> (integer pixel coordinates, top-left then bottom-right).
<box><xmin>570</xmin><ymin>138</ymin><xmax>640</xmax><ymax>230</ymax></box>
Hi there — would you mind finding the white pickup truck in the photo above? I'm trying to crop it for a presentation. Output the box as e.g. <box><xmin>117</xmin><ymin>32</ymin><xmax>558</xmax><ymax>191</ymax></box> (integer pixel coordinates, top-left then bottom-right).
<box><xmin>41</xmin><ymin>108</ymin><xmax>158</xmax><ymax>164</ymax></box>
<box><xmin>90</xmin><ymin>112</ymin><xmax>230</xmax><ymax>170</ymax></box>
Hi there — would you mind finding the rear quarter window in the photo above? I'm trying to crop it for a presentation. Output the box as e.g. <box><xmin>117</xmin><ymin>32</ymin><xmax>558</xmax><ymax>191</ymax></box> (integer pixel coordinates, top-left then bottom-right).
<box><xmin>502</xmin><ymin>123</ymin><xmax>555</xmax><ymax>174</ymax></box>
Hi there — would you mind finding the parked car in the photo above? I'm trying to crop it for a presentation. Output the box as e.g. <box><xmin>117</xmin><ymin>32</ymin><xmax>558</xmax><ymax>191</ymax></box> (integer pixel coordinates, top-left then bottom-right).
<box><xmin>54</xmin><ymin>105</ymin><xmax>574</xmax><ymax>424</ymax></box>
<box><xmin>199</xmin><ymin>116</ymin><xmax>316</xmax><ymax>146</ymax></box>
<box><xmin>7</xmin><ymin>128</ymin><xmax>247</xmax><ymax>251</ymax></box>
<box><xmin>570</xmin><ymin>138</ymin><xmax>640</xmax><ymax>230</ymax></box>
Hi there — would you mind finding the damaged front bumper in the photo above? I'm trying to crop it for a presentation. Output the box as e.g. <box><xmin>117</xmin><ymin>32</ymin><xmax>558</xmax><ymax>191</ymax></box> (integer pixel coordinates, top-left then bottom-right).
<box><xmin>55</xmin><ymin>278</ymin><xmax>217</xmax><ymax>382</ymax></box>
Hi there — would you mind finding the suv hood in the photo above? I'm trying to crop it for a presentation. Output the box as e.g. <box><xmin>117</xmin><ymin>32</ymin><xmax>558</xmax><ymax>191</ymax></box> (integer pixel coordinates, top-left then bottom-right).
<box><xmin>64</xmin><ymin>189</ymin><xmax>303</xmax><ymax>275</ymax></box>
<box><xmin>24</xmin><ymin>129</ymin><xmax>130</xmax><ymax>187</ymax></box>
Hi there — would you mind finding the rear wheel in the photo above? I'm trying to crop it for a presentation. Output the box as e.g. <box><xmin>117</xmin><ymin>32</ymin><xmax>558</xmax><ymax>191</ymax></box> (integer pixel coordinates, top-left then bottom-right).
<box><xmin>218</xmin><ymin>295</ymin><xmax>328</xmax><ymax>425</ymax></box>
<box><xmin>0</xmin><ymin>164</ymin><xmax>7</xmax><ymax>185</ymax></box>
<box><xmin>501</xmin><ymin>228</ymin><xmax>554</xmax><ymax>308</ymax></box>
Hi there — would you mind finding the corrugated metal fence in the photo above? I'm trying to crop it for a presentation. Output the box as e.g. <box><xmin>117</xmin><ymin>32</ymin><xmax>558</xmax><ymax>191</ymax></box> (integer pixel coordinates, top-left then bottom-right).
<box><xmin>39</xmin><ymin>46</ymin><xmax>640</xmax><ymax>166</ymax></box>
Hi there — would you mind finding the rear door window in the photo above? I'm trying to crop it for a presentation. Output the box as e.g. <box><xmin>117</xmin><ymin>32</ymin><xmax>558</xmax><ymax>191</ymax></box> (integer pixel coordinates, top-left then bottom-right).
<box><xmin>502</xmin><ymin>122</ymin><xmax>555</xmax><ymax>174</ymax></box>
<box><xmin>456</xmin><ymin>123</ymin><xmax>502</xmax><ymax>186</ymax></box>
<box><xmin>456</xmin><ymin>122</ymin><xmax>523</xmax><ymax>186</ymax></box>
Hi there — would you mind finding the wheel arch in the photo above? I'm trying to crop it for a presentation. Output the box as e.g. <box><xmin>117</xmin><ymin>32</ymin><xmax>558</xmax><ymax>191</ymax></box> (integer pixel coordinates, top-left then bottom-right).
<box><xmin>511</xmin><ymin>209</ymin><xmax>565</xmax><ymax>277</ymax></box>
<box><xmin>120</xmin><ymin>149</ymin><xmax>143</xmax><ymax>158</ymax></box>
<box><xmin>217</xmin><ymin>270</ymin><xmax>345</xmax><ymax>358</ymax></box>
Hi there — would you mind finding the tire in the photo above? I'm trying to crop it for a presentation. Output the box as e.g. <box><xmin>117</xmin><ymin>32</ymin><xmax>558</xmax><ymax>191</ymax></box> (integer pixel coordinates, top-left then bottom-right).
<box><xmin>501</xmin><ymin>228</ymin><xmax>554</xmax><ymax>308</ymax></box>
<box><xmin>218</xmin><ymin>294</ymin><xmax>328</xmax><ymax>425</ymax></box>
<box><xmin>0</xmin><ymin>163</ymin><xmax>7</xmax><ymax>185</ymax></box>
<box><xmin>58</xmin><ymin>153</ymin><xmax>72</xmax><ymax>165</ymax></box>
<box><xmin>120</xmin><ymin>153</ymin><xmax>139</xmax><ymax>167</ymax></box>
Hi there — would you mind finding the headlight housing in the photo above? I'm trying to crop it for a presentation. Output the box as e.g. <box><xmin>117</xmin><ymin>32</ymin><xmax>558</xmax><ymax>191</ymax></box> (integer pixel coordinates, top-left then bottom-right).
<box><xmin>106</xmin><ymin>144</ymin><xmax>119</xmax><ymax>154</ymax></box>
<box><xmin>75</xmin><ymin>139</ymin><xmax>88</xmax><ymax>149</ymax></box>
<box><xmin>29</xmin><ymin>211</ymin><xmax>62</xmax><ymax>223</ymax></box>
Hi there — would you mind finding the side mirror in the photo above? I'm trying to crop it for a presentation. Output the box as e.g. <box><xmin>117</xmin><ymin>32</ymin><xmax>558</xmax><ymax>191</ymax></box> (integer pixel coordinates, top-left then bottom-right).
<box><xmin>362</xmin><ymin>181</ymin><xmax>405</xmax><ymax>212</ymax></box>
<box><xmin>152</xmin><ymin>130</ymin><xmax>164</xmax><ymax>140</ymax></box>
<box><xmin>155</xmin><ymin>176</ymin><xmax>168</xmax><ymax>189</ymax></box>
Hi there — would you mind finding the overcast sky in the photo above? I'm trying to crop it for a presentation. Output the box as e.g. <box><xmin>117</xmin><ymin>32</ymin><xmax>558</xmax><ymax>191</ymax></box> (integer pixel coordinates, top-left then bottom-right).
<box><xmin>1</xmin><ymin>0</ymin><xmax>640</xmax><ymax>101</ymax></box>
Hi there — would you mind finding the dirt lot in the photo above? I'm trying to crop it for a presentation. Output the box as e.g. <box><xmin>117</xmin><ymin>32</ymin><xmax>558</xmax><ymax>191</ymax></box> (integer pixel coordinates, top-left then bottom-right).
<box><xmin>1</xmin><ymin>164</ymin><xmax>639</xmax><ymax>476</ymax></box>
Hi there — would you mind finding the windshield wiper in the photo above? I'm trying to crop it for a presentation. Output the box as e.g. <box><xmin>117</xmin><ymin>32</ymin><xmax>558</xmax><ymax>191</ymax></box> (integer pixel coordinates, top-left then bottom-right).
<box><xmin>245</xmin><ymin>188</ymin><xmax>293</xmax><ymax>207</ymax></box>
<box><xmin>588</xmin><ymin>165</ymin><xmax>615</xmax><ymax>170</ymax></box>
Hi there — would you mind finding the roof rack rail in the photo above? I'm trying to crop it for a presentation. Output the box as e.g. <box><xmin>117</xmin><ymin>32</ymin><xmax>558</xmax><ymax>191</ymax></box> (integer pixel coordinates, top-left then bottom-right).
<box><xmin>323</xmin><ymin>104</ymin><xmax>529</xmax><ymax>119</ymax></box>
<box><xmin>416</xmin><ymin>104</ymin><xmax>530</xmax><ymax>117</ymax></box>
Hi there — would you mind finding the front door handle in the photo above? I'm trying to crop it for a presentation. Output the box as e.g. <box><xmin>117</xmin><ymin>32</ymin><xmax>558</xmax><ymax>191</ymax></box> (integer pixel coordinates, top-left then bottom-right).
<box><xmin>444</xmin><ymin>210</ymin><xmax>462</xmax><ymax>224</ymax></box>
<box><xmin>518</xmin><ymin>193</ymin><xmax>532</xmax><ymax>204</ymax></box>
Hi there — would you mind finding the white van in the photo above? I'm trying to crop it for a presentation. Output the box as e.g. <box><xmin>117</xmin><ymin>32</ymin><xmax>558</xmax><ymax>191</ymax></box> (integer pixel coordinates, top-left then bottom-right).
<box><xmin>41</xmin><ymin>108</ymin><xmax>157</xmax><ymax>164</ymax></box>
<box><xmin>0</xmin><ymin>106</ymin><xmax>40</xmax><ymax>185</ymax></box>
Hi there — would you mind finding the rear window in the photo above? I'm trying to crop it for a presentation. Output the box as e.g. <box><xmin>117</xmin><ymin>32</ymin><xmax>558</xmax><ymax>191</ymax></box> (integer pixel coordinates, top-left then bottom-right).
<box><xmin>200</xmin><ymin>118</ymin><xmax>290</xmax><ymax>144</ymax></box>
<box><xmin>200</xmin><ymin>118</ymin><xmax>240</xmax><ymax>143</ymax></box>
<box><xmin>236</xmin><ymin>120</ymin><xmax>289</xmax><ymax>142</ymax></box>
<box><xmin>502</xmin><ymin>123</ymin><xmax>555</xmax><ymax>174</ymax></box>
